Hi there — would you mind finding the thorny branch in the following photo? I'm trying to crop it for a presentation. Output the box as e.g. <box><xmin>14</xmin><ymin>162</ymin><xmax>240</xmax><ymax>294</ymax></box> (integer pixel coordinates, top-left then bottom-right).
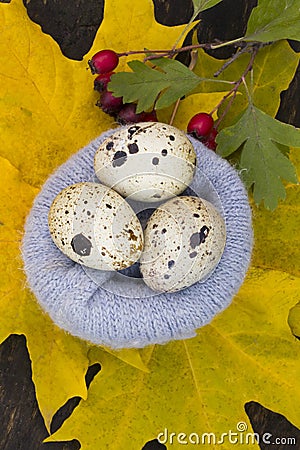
<box><xmin>117</xmin><ymin>40</ymin><xmax>267</xmax><ymax>126</ymax></box>
<box><xmin>116</xmin><ymin>40</ymin><xmax>269</xmax><ymax>62</ymax></box>
<box><xmin>211</xmin><ymin>45</ymin><xmax>261</xmax><ymax>129</ymax></box>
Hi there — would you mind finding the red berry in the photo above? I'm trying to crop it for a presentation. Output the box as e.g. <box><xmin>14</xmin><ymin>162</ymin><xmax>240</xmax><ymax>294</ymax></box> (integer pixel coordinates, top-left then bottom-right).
<box><xmin>117</xmin><ymin>104</ymin><xmax>145</xmax><ymax>124</ymax></box>
<box><xmin>97</xmin><ymin>90</ymin><xmax>123</xmax><ymax>115</ymax></box>
<box><xmin>203</xmin><ymin>128</ymin><xmax>218</xmax><ymax>150</ymax></box>
<box><xmin>117</xmin><ymin>104</ymin><xmax>158</xmax><ymax>124</ymax></box>
<box><xmin>187</xmin><ymin>113</ymin><xmax>214</xmax><ymax>138</ymax></box>
<box><xmin>141</xmin><ymin>110</ymin><xmax>157</xmax><ymax>122</ymax></box>
<box><xmin>88</xmin><ymin>49</ymin><xmax>119</xmax><ymax>75</ymax></box>
<box><xmin>94</xmin><ymin>72</ymin><xmax>115</xmax><ymax>92</ymax></box>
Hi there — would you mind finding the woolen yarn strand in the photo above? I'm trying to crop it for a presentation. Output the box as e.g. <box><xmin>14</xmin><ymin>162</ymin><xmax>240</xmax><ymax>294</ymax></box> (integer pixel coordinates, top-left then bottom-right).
<box><xmin>22</xmin><ymin>128</ymin><xmax>253</xmax><ymax>349</ymax></box>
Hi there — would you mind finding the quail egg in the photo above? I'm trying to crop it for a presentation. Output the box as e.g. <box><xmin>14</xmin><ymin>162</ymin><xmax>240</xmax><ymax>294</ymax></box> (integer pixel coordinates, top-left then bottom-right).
<box><xmin>48</xmin><ymin>182</ymin><xmax>144</xmax><ymax>270</ymax></box>
<box><xmin>140</xmin><ymin>196</ymin><xmax>226</xmax><ymax>292</ymax></box>
<box><xmin>94</xmin><ymin>122</ymin><xmax>196</xmax><ymax>202</ymax></box>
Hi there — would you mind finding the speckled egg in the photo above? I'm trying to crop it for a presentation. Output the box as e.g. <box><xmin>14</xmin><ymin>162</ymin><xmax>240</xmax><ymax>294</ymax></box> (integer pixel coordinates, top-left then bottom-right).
<box><xmin>140</xmin><ymin>196</ymin><xmax>226</xmax><ymax>292</ymax></box>
<box><xmin>48</xmin><ymin>182</ymin><xmax>144</xmax><ymax>270</ymax></box>
<box><xmin>94</xmin><ymin>122</ymin><xmax>196</xmax><ymax>202</ymax></box>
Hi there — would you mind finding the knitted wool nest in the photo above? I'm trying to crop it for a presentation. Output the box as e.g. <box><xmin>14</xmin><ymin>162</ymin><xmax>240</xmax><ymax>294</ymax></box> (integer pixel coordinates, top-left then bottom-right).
<box><xmin>22</xmin><ymin>127</ymin><xmax>253</xmax><ymax>349</ymax></box>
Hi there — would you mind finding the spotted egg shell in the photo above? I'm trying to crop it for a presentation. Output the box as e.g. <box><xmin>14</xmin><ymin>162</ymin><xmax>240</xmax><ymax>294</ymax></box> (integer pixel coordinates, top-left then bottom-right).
<box><xmin>48</xmin><ymin>182</ymin><xmax>144</xmax><ymax>271</ymax></box>
<box><xmin>94</xmin><ymin>122</ymin><xmax>196</xmax><ymax>203</ymax></box>
<box><xmin>139</xmin><ymin>196</ymin><xmax>226</xmax><ymax>292</ymax></box>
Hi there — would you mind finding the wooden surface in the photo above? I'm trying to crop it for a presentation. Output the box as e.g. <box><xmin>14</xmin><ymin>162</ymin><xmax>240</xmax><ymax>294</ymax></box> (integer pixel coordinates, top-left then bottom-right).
<box><xmin>0</xmin><ymin>335</ymin><xmax>81</xmax><ymax>450</ymax></box>
<box><xmin>1</xmin><ymin>0</ymin><xmax>300</xmax><ymax>448</ymax></box>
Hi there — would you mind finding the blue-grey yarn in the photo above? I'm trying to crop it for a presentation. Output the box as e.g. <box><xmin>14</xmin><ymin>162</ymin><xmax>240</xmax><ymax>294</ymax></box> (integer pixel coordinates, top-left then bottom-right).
<box><xmin>22</xmin><ymin>127</ymin><xmax>253</xmax><ymax>349</ymax></box>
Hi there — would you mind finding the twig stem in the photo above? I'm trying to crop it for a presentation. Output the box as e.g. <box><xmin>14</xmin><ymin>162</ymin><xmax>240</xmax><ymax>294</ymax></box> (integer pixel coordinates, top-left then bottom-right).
<box><xmin>169</xmin><ymin>50</ymin><xmax>198</xmax><ymax>125</ymax></box>
<box><xmin>213</xmin><ymin>47</ymin><xmax>258</xmax><ymax>128</ymax></box>
<box><xmin>117</xmin><ymin>40</ymin><xmax>251</xmax><ymax>61</ymax></box>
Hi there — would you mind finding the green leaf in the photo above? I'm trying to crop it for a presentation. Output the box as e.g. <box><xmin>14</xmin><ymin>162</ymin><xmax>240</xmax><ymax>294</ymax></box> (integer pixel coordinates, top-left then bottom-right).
<box><xmin>246</xmin><ymin>41</ymin><xmax>300</xmax><ymax>117</ymax></box>
<box><xmin>108</xmin><ymin>58</ymin><xmax>201</xmax><ymax>113</ymax></box>
<box><xmin>192</xmin><ymin>0</ymin><xmax>223</xmax><ymax>13</ymax></box>
<box><xmin>245</xmin><ymin>0</ymin><xmax>300</xmax><ymax>42</ymax></box>
<box><xmin>108</xmin><ymin>61</ymin><xmax>167</xmax><ymax>112</ymax></box>
<box><xmin>217</xmin><ymin>105</ymin><xmax>299</xmax><ymax>209</ymax></box>
<box><xmin>153</xmin><ymin>58</ymin><xmax>203</xmax><ymax>109</ymax></box>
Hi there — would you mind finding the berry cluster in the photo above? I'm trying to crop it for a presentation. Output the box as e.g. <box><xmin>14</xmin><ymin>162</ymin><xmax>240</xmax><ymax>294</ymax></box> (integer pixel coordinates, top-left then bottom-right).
<box><xmin>88</xmin><ymin>50</ymin><xmax>157</xmax><ymax>124</ymax></box>
<box><xmin>88</xmin><ymin>50</ymin><xmax>218</xmax><ymax>150</ymax></box>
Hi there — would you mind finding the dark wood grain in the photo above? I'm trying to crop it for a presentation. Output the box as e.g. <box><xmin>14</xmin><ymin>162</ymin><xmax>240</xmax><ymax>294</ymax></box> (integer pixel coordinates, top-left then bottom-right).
<box><xmin>23</xmin><ymin>0</ymin><xmax>104</xmax><ymax>60</ymax></box>
<box><xmin>142</xmin><ymin>439</ymin><xmax>166</xmax><ymax>449</ymax></box>
<box><xmin>152</xmin><ymin>0</ymin><xmax>193</xmax><ymax>25</ymax></box>
<box><xmin>245</xmin><ymin>402</ymin><xmax>300</xmax><ymax>449</ymax></box>
<box><xmin>195</xmin><ymin>0</ymin><xmax>258</xmax><ymax>59</ymax></box>
<box><xmin>0</xmin><ymin>334</ymin><xmax>80</xmax><ymax>450</ymax></box>
<box><xmin>50</xmin><ymin>363</ymin><xmax>100</xmax><ymax>435</ymax></box>
<box><xmin>277</xmin><ymin>61</ymin><xmax>300</xmax><ymax>127</ymax></box>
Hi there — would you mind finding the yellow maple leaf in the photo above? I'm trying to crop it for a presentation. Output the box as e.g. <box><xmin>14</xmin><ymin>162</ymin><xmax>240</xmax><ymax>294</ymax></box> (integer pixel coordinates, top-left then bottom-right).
<box><xmin>0</xmin><ymin>0</ymin><xmax>196</xmax><ymax>430</ymax></box>
<box><xmin>0</xmin><ymin>156</ymin><xmax>90</xmax><ymax>429</ymax></box>
<box><xmin>48</xmin><ymin>270</ymin><xmax>300</xmax><ymax>449</ymax></box>
<box><xmin>158</xmin><ymin>91</ymin><xmax>242</xmax><ymax>127</ymax></box>
<box><xmin>0</xmin><ymin>0</ymin><xmax>194</xmax><ymax>187</ymax></box>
